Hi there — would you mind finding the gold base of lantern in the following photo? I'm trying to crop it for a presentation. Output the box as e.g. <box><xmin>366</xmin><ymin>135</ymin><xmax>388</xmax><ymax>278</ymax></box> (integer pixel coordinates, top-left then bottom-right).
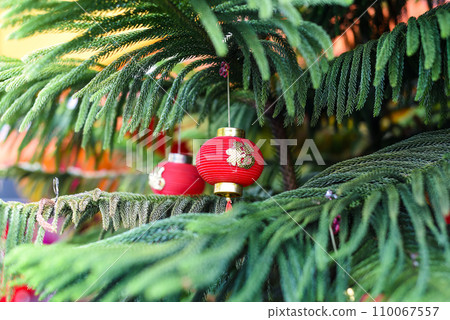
<box><xmin>214</xmin><ymin>182</ymin><xmax>243</xmax><ymax>198</ymax></box>
<box><xmin>217</xmin><ymin>127</ymin><xmax>245</xmax><ymax>138</ymax></box>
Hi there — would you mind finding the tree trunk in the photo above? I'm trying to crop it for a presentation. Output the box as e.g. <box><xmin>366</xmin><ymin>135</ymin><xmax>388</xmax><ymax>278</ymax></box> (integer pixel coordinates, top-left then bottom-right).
<box><xmin>268</xmin><ymin>115</ymin><xmax>298</xmax><ymax>191</ymax></box>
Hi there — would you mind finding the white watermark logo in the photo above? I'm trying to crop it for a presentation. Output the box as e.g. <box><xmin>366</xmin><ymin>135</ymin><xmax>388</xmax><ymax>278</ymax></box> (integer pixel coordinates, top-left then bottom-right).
<box><xmin>126</xmin><ymin>130</ymin><xmax>325</xmax><ymax>172</ymax></box>
<box><xmin>126</xmin><ymin>129</ymin><xmax>172</xmax><ymax>173</ymax></box>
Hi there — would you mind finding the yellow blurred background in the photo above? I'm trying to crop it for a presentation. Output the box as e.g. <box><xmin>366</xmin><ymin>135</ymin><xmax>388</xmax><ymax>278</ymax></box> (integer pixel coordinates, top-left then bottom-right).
<box><xmin>0</xmin><ymin>25</ymin><xmax>151</xmax><ymax>64</ymax></box>
<box><xmin>0</xmin><ymin>27</ymin><xmax>79</xmax><ymax>58</ymax></box>
<box><xmin>0</xmin><ymin>0</ymin><xmax>430</xmax><ymax>60</ymax></box>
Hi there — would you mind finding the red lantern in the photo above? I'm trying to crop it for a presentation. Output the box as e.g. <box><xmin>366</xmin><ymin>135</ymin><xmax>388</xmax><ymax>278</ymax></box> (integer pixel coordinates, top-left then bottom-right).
<box><xmin>149</xmin><ymin>153</ymin><xmax>205</xmax><ymax>195</ymax></box>
<box><xmin>196</xmin><ymin>127</ymin><xmax>264</xmax><ymax>207</ymax></box>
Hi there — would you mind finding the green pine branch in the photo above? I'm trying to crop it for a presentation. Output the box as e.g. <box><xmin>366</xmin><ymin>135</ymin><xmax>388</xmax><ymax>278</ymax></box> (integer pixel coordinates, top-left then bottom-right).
<box><xmin>0</xmin><ymin>0</ymin><xmax>338</xmax><ymax>152</ymax></box>
<box><xmin>313</xmin><ymin>4</ymin><xmax>450</xmax><ymax>125</ymax></box>
<box><xmin>0</xmin><ymin>163</ymin><xmax>149</xmax><ymax>195</ymax></box>
<box><xmin>2</xmin><ymin>128</ymin><xmax>449</xmax><ymax>301</ymax></box>
<box><xmin>0</xmin><ymin>3</ymin><xmax>447</xmax><ymax>162</ymax></box>
<box><xmin>0</xmin><ymin>189</ymin><xmax>246</xmax><ymax>254</ymax></box>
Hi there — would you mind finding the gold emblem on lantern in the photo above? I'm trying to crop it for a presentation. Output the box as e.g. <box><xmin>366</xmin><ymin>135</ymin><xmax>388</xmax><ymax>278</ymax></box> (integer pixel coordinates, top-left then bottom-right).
<box><xmin>149</xmin><ymin>166</ymin><xmax>165</xmax><ymax>190</ymax></box>
<box><xmin>226</xmin><ymin>141</ymin><xmax>255</xmax><ymax>169</ymax></box>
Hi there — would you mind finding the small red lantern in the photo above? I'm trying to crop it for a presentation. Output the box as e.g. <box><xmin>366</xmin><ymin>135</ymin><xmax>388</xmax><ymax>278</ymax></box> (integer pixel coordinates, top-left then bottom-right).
<box><xmin>149</xmin><ymin>153</ymin><xmax>205</xmax><ymax>195</ymax></box>
<box><xmin>196</xmin><ymin>127</ymin><xmax>264</xmax><ymax>208</ymax></box>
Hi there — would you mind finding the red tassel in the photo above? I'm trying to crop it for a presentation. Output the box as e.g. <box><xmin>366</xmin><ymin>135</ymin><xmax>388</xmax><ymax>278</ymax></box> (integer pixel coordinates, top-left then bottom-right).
<box><xmin>225</xmin><ymin>197</ymin><xmax>232</xmax><ymax>212</ymax></box>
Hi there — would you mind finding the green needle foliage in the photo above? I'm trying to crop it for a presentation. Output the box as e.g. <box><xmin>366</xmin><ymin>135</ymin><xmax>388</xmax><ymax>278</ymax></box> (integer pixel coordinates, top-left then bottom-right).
<box><xmin>0</xmin><ymin>2</ymin><xmax>447</xmax><ymax>157</ymax></box>
<box><xmin>3</xmin><ymin>129</ymin><xmax>450</xmax><ymax>301</ymax></box>
<box><xmin>0</xmin><ymin>0</ymin><xmax>337</xmax><ymax>145</ymax></box>
<box><xmin>0</xmin><ymin>0</ymin><xmax>449</xmax><ymax>302</ymax></box>
<box><xmin>0</xmin><ymin>188</ymin><xmax>237</xmax><ymax>250</ymax></box>
<box><xmin>0</xmin><ymin>163</ymin><xmax>151</xmax><ymax>196</ymax></box>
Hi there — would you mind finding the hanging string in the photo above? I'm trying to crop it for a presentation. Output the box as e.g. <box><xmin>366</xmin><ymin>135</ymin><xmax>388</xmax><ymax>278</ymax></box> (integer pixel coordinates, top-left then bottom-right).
<box><xmin>177</xmin><ymin>125</ymin><xmax>181</xmax><ymax>154</ymax></box>
<box><xmin>325</xmin><ymin>190</ymin><xmax>340</xmax><ymax>253</ymax></box>
<box><xmin>220</xmin><ymin>61</ymin><xmax>230</xmax><ymax>127</ymax></box>
<box><xmin>227</xmin><ymin>72</ymin><xmax>230</xmax><ymax>127</ymax></box>
<box><xmin>220</xmin><ymin>61</ymin><xmax>233</xmax><ymax>212</ymax></box>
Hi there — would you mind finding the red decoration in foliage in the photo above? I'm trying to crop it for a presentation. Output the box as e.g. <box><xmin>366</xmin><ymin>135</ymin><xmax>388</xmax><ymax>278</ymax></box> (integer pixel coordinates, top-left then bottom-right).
<box><xmin>149</xmin><ymin>153</ymin><xmax>204</xmax><ymax>195</ymax></box>
<box><xmin>446</xmin><ymin>214</ymin><xmax>450</xmax><ymax>225</ymax></box>
<box><xmin>1</xmin><ymin>224</ymin><xmax>8</xmax><ymax>240</ymax></box>
<box><xmin>219</xmin><ymin>62</ymin><xmax>230</xmax><ymax>77</ymax></box>
<box><xmin>360</xmin><ymin>293</ymin><xmax>384</xmax><ymax>302</ymax></box>
<box><xmin>0</xmin><ymin>286</ymin><xmax>38</xmax><ymax>302</ymax></box>
<box><xmin>196</xmin><ymin>128</ymin><xmax>264</xmax><ymax>199</ymax></box>
<box><xmin>332</xmin><ymin>215</ymin><xmax>341</xmax><ymax>235</ymax></box>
